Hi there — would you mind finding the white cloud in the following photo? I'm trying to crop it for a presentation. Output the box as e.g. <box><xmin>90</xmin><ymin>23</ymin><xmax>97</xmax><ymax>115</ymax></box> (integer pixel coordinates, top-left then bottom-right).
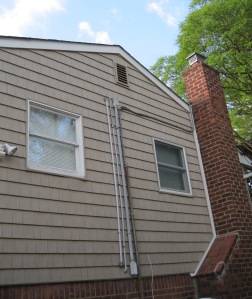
<box><xmin>78</xmin><ymin>21</ymin><xmax>94</xmax><ymax>37</ymax></box>
<box><xmin>78</xmin><ymin>21</ymin><xmax>111</xmax><ymax>44</ymax></box>
<box><xmin>95</xmin><ymin>32</ymin><xmax>111</xmax><ymax>44</ymax></box>
<box><xmin>0</xmin><ymin>0</ymin><xmax>65</xmax><ymax>36</ymax></box>
<box><xmin>147</xmin><ymin>0</ymin><xmax>177</xmax><ymax>27</ymax></box>
<box><xmin>111</xmin><ymin>8</ymin><xmax>119</xmax><ymax>16</ymax></box>
<box><xmin>110</xmin><ymin>8</ymin><xmax>122</xmax><ymax>22</ymax></box>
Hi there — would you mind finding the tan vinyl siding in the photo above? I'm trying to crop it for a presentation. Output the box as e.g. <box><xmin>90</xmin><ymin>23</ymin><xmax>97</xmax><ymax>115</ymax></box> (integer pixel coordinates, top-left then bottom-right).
<box><xmin>0</xmin><ymin>47</ymin><xmax>213</xmax><ymax>285</ymax></box>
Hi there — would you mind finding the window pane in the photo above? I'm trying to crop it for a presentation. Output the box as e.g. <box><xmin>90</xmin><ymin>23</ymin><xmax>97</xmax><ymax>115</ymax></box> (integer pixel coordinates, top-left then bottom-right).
<box><xmin>29</xmin><ymin>137</ymin><xmax>76</xmax><ymax>171</ymax></box>
<box><xmin>158</xmin><ymin>166</ymin><xmax>185</xmax><ymax>191</ymax></box>
<box><xmin>30</xmin><ymin>106</ymin><xmax>77</xmax><ymax>143</ymax></box>
<box><xmin>156</xmin><ymin>142</ymin><xmax>182</xmax><ymax>167</ymax></box>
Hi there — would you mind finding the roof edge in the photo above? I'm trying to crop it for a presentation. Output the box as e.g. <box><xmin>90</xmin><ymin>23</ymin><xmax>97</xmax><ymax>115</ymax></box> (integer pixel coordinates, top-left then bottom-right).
<box><xmin>0</xmin><ymin>36</ymin><xmax>189</xmax><ymax>111</ymax></box>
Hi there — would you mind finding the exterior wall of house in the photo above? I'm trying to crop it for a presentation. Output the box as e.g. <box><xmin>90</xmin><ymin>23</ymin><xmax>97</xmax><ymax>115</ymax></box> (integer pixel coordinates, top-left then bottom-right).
<box><xmin>0</xmin><ymin>45</ymin><xmax>213</xmax><ymax>286</ymax></box>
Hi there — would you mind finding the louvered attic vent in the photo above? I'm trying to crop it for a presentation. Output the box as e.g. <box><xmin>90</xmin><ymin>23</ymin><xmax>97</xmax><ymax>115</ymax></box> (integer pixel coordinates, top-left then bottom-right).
<box><xmin>115</xmin><ymin>63</ymin><xmax>129</xmax><ymax>86</ymax></box>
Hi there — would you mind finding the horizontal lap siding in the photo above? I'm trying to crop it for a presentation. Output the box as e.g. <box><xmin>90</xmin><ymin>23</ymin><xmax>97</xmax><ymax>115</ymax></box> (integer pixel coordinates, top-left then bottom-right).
<box><xmin>0</xmin><ymin>48</ymin><xmax>212</xmax><ymax>285</ymax></box>
<box><xmin>0</xmin><ymin>48</ymin><xmax>126</xmax><ymax>284</ymax></box>
<box><xmin>101</xmin><ymin>53</ymin><xmax>213</xmax><ymax>277</ymax></box>
<box><xmin>119</xmin><ymin>109</ymin><xmax>212</xmax><ymax>276</ymax></box>
<box><xmin>105</xmin><ymin>55</ymin><xmax>212</xmax><ymax>276</ymax></box>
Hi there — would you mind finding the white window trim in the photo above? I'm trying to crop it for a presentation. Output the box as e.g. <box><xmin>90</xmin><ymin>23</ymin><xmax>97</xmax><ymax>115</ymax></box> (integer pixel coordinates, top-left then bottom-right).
<box><xmin>27</xmin><ymin>101</ymin><xmax>85</xmax><ymax>178</ymax></box>
<box><xmin>153</xmin><ymin>138</ymin><xmax>192</xmax><ymax>196</ymax></box>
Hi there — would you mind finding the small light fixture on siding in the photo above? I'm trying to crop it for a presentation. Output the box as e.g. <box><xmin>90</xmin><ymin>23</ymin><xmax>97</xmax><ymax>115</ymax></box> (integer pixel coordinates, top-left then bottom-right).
<box><xmin>0</xmin><ymin>143</ymin><xmax>17</xmax><ymax>156</ymax></box>
<box><xmin>186</xmin><ymin>52</ymin><xmax>206</xmax><ymax>66</ymax></box>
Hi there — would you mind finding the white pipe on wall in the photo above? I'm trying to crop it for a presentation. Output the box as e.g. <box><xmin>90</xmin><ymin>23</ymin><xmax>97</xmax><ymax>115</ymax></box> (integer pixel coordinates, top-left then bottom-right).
<box><xmin>113</xmin><ymin>97</ymin><xmax>138</xmax><ymax>276</ymax></box>
<box><xmin>104</xmin><ymin>97</ymin><xmax>123</xmax><ymax>266</ymax></box>
<box><xmin>109</xmin><ymin>99</ymin><xmax>128</xmax><ymax>272</ymax></box>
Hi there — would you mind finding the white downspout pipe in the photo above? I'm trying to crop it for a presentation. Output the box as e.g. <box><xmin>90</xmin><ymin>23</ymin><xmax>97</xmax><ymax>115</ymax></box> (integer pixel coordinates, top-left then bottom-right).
<box><xmin>113</xmin><ymin>97</ymin><xmax>138</xmax><ymax>276</ymax></box>
<box><xmin>104</xmin><ymin>97</ymin><xmax>123</xmax><ymax>266</ymax></box>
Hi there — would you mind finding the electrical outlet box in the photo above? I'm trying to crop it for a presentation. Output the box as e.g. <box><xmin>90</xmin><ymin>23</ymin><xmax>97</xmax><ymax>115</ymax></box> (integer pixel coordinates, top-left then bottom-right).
<box><xmin>130</xmin><ymin>261</ymin><xmax>138</xmax><ymax>276</ymax></box>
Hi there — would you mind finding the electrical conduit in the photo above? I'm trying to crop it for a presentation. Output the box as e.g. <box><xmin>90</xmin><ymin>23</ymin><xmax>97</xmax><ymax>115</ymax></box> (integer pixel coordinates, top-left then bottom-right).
<box><xmin>104</xmin><ymin>97</ymin><xmax>123</xmax><ymax>266</ymax></box>
<box><xmin>113</xmin><ymin>97</ymin><xmax>138</xmax><ymax>276</ymax></box>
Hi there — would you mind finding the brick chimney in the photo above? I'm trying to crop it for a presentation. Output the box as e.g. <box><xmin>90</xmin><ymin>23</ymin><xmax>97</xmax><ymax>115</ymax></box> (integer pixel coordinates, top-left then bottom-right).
<box><xmin>183</xmin><ymin>53</ymin><xmax>250</xmax><ymax>235</ymax></box>
<box><xmin>183</xmin><ymin>53</ymin><xmax>252</xmax><ymax>298</ymax></box>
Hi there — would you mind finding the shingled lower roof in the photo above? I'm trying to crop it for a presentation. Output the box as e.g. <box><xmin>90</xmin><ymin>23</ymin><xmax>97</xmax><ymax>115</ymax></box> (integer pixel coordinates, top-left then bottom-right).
<box><xmin>196</xmin><ymin>233</ymin><xmax>238</xmax><ymax>277</ymax></box>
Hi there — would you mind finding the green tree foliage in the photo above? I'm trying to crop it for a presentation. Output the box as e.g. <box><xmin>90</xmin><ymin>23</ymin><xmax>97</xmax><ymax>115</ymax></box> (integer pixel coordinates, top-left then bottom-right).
<box><xmin>151</xmin><ymin>0</ymin><xmax>252</xmax><ymax>140</ymax></box>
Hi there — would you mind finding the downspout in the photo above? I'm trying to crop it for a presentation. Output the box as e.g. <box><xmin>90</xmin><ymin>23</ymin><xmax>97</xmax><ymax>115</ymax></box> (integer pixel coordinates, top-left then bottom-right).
<box><xmin>118</xmin><ymin>104</ymin><xmax>143</xmax><ymax>297</ymax></box>
<box><xmin>104</xmin><ymin>97</ymin><xmax>123</xmax><ymax>266</ymax></box>
<box><xmin>125</xmin><ymin>165</ymin><xmax>144</xmax><ymax>299</ymax></box>
<box><xmin>118</xmin><ymin>112</ymin><xmax>140</xmax><ymax>270</ymax></box>
<box><xmin>113</xmin><ymin>97</ymin><xmax>138</xmax><ymax>276</ymax></box>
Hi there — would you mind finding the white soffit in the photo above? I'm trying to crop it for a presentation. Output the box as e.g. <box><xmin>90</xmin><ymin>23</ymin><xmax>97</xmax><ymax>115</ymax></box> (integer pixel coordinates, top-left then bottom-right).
<box><xmin>0</xmin><ymin>36</ymin><xmax>189</xmax><ymax>111</ymax></box>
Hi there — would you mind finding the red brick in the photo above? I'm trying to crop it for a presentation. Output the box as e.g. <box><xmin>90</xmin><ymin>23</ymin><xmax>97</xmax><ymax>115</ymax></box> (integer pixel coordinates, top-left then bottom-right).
<box><xmin>183</xmin><ymin>59</ymin><xmax>252</xmax><ymax>299</ymax></box>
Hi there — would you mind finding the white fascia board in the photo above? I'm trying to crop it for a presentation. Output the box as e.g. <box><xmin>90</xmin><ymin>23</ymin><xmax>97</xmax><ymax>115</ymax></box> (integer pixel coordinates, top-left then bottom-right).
<box><xmin>0</xmin><ymin>36</ymin><xmax>189</xmax><ymax>112</ymax></box>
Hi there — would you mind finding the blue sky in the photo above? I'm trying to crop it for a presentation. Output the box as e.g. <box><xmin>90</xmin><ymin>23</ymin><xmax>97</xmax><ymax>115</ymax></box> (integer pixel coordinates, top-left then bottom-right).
<box><xmin>0</xmin><ymin>0</ymin><xmax>191</xmax><ymax>69</ymax></box>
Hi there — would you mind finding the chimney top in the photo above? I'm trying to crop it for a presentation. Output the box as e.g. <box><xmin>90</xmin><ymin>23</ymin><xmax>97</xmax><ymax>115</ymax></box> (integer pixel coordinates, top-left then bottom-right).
<box><xmin>186</xmin><ymin>52</ymin><xmax>206</xmax><ymax>66</ymax></box>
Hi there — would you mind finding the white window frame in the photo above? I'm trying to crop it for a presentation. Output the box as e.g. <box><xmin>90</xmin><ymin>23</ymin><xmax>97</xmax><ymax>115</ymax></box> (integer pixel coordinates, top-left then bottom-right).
<box><xmin>27</xmin><ymin>101</ymin><xmax>85</xmax><ymax>178</ymax></box>
<box><xmin>153</xmin><ymin>138</ymin><xmax>192</xmax><ymax>196</ymax></box>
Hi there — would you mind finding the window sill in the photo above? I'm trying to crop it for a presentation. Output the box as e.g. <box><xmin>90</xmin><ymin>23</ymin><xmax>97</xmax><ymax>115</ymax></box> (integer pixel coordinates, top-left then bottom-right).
<box><xmin>159</xmin><ymin>187</ymin><xmax>193</xmax><ymax>197</ymax></box>
<box><xmin>26</xmin><ymin>165</ymin><xmax>86</xmax><ymax>180</ymax></box>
